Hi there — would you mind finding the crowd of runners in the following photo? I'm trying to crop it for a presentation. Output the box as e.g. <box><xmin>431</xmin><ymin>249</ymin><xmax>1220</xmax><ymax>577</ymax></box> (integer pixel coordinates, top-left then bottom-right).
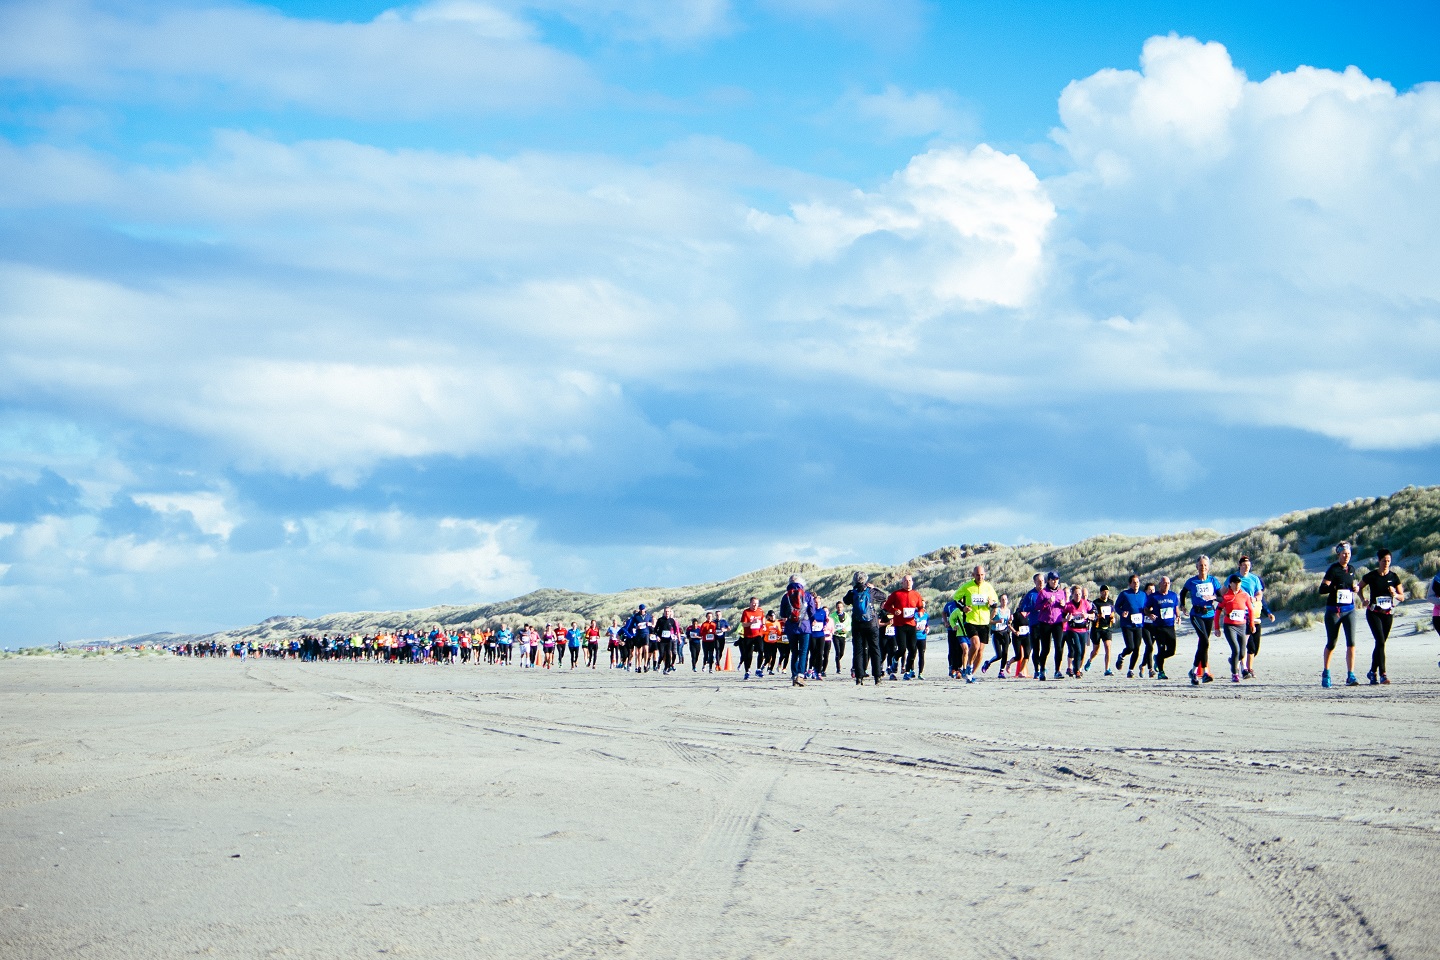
<box><xmin>173</xmin><ymin>543</ymin><xmax>1440</xmax><ymax>689</ymax></box>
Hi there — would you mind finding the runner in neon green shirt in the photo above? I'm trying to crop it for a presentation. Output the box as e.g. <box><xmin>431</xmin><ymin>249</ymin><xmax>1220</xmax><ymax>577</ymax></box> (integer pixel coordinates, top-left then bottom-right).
<box><xmin>951</xmin><ymin>566</ymin><xmax>999</xmax><ymax>682</ymax></box>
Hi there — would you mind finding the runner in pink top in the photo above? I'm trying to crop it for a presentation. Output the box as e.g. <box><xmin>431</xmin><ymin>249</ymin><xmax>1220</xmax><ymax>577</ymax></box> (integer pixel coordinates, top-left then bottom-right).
<box><xmin>1062</xmin><ymin>585</ymin><xmax>1094</xmax><ymax>678</ymax></box>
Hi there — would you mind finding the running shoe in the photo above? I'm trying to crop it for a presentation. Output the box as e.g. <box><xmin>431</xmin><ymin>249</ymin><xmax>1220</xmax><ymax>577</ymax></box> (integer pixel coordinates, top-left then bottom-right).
<box><xmin>981</xmin><ymin>659</ymin><xmax>993</xmax><ymax>673</ymax></box>
<box><xmin>1321</xmin><ymin>669</ymin><xmax>1332</xmax><ymax>688</ymax></box>
<box><xmin>1104</xmin><ymin>669</ymin><xmax>1114</xmax><ymax>677</ymax></box>
<box><xmin>1127</xmin><ymin>669</ymin><xmax>1135</xmax><ymax>679</ymax></box>
<box><xmin>743</xmin><ymin>670</ymin><xmax>750</xmax><ymax>680</ymax></box>
<box><xmin>1345</xmin><ymin>673</ymin><xmax>1359</xmax><ymax>686</ymax></box>
<box><xmin>1084</xmin><ymin>659</ymin><xmax>1094</xmax><ymax>671</ymax></box>
<box><xmin>1241</xmin><ymin>669</ymin><xmax>1252</xmax><ymax>679</ymax></box>
<box><xmin>1366</xmin><ymin>670</ymin><xmax>1377</xmax><ymax>685</ymax></box>
<box><xmin>1380</xmin><ymin>674</ymin><xmax>1390</xmax><ymax>684</ymax></box>
<box><xmin>1201</xmin><ymin>673</ymin><xmax>1214</xmax><ymax>683</ymax></box>
<box><xmin>965</xmin><ymin>672</ymin><xmax>976</xmax><ymax>683</ymax></box>
<box><xmin>1231</xmin><ymin>673</ymin><xmax>1241</xmax><ymax>683</ymax></box>
<box><xmin>756</xmin><ymin>668</ymin><xmax>764</xmax><ymax>677</ymax></box>
<box><xmin>997</xmin><ymin>669</ymin><xmax>1008</xmax><ymax>679</ymax></box>
<box><xmin>793</xmin><ymin>676</ymin><xmax>805</xmax><ymax>687</ymax></box>
<box><xmin>1149</xmin><ymin>669</ymin><xmax>1157</xmax><ymax>679</ymax></box>
<box><xmin>1189</xmin><ymin>669</ymin><xmax>1199</xmax><ymax>686</ymax></box>
<box><xmin>1115</xmin><ymin>655</ymin><xmax>1124</xmax><ymax>671</ymax></box>
<box><xmin>1157</xmin><ymin>670</ymin><xmax>1168</xmax><ymax>680</ymax></box>
<box><xmin>1037</xmin><ymin>669</ymin><xmax>1046</xmax><ymax>681</ymax></box>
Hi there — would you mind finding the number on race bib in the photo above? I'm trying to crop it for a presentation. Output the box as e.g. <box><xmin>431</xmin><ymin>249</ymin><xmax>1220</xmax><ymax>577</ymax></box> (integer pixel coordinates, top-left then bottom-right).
<box><xmin>903</xmin><ymin>607</ymin><xmax>915</xmax><ymax>618</ymax></box>
<box><xmin>1016</xmin><ymin>626</ymin><xmax>1029</xmax><ymax>636</ymax></box>
<box><xmin>1197</xmin><ymin>582</ymin><xmax>1215</xmax><ymax>601</ymax></box>
<box><xmin>1375</xmin><ymin>596</ymin><xmax>1393</xmax><ymax>610</ymax></box>
<box><xmin>1130</xmin><ymin>613</ymin><xmax>1144</xmax><ymax>625</ymax></box>
<box><xmin>1335</xmin><ymin>589</ymin><xmax>1354</xmax><ymax>606</ymax></box>
<box><xmin>1160</xmin><ymin>609</ymin><xmax>1174</xmax><ymax>621</ymax></box>
<box><xmin>1227</xmin><ymin>609</ymin><xmax>1246</xmax><ymax>624</ymax></box>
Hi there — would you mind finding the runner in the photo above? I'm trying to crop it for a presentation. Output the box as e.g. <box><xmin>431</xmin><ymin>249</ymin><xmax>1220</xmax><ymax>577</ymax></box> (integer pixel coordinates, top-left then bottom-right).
<box><xmin>585</xmin><ymin>620</ymin><xmax>601</xmax><ymax>668</ymax></box>
<box><xmin>761</xmin><ymin>611</ymin><xmax>782</xmax><ymax>675</ymax></box>
<box><xmin>1234</xmin><ymin>555</ymin><xmax>1273</xmax><ymax>678</ymax></box>
<box><xmin>655</xmin><ymin>606</ymin><xmax>681</xmax><ymax>675</ymax></box>
<box><xmin>1214</xmin><ymin>574</ymin><xmax>1259</xmax><ymax>682</ymax></box>
<box><xmin>1320</xmin><ymin>542</ymin><xmax>1361</xmax><ymax>688</ymax></box>
<box><xmin>699</xmin><ymin>612</ymin><xmax>719</xmax><ymax>672</ymax></box>
<box><xmin>1033</xmin><ymin>571</ymin><xmax>1067</xmax><ymax>681</ymax></box>
<box><xmin>945</xmin><ymin>598</ymin><xmax>965</xmax><ymax>678</ymax></box>
<box><xmin>688</xmin><ymin>618</ymin><xmax>705</xmax><ymax>673</ymax></box>
<box><xmin>1086</xmin><ymin>585</ymin><xmax>1116</xmax><ymax>677</ymax></box>
<box><xmin>606</xmin><ymin>617</ymin><xmax>623</xmax><ymax>667</ymax></box>
<box><xmin>987</xmin><ymin>595</ymin><xmax>1013</xmax><ymax>676</ymax></box>
<box><xmin>1013</xmin><ymin>574</ymin><xmax>1043</xmax><ymax>678</ymax></box>
<box><xmin>1180</xmin><ymin>557</ymin><xmax>1223</xmax><ymax>685</ymax></box>
<box><xmin>843</xmin><ymin>572</ymin><xmax>884</xmax><ymax>685</ymax></box>
<box><xmin>1360</xmin><ymin>547</ymin><xmax>1405</xmax><ymax>685</ymax></box>
<box><xmin>567</xmin><ymin>621</ymin><xmax>583</xmax><ymax>669</ymax></box>
<box><xmin>830</xmin><ymin>602</ymin><xmax>848</xmax><ymax>676</ymax></box>
<box><xmin>739</xmin><ymin>597</ymin><xmax>766</xmax><ymax>678</ymax></box>
<box><xmin>884</xmin><ymin>574</ymin><xmax>926</xmax><ymax>681</ymax></box>
<box><xmin>626</xmin><ymin>604</ymin><xmax>653</xmax><ymax>673</ymax></box>
<box><xmin>913</xmin><ymin>607</ymin><xmax>929</xmax><ymax>679</ymax></box>
<box><xmin>780</xmin><ymin>575</ymin><xmax>819</xmax><ymax>686</ymax></box>
<box><xmin>952</xmin><ymin>565</ymin><xmax>999</xmax><ymax>683</ymax></box>
<box><xmin>712</xmin><ymin>609</ymin><xmax>730</xmax><ymax>671</ymax></box>
<box><xmin>1062</xmin><ymin>584</ymin><xmax>1094</xmax><ymax>677</ymax></box>
<box><xmin>1146</xmin><ymin>577</ymin><xmax>1180</xmax><ymax>680</ymax></box>
<box><xmin>809</xmin><ymin>599</ymin><xmax>831</xmax><ymax>679</ymax></box>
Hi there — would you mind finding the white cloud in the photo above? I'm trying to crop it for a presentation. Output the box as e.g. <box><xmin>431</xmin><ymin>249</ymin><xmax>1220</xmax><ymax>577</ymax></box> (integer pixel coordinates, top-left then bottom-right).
<box><xmin>852</xmin><ymin>85</ymin><xmax>974</xmax><ymax>139</ymax></box>
<box><xmin>132</xmin><ymin>492</ymin><xmax>237</xmax><ymax>539</ymax></box>
<box><xmin>0</xmin><ymin>0</ymin><xmax>591</xmax><ymax>116</ymax></box>
<box><xmin>750</xmin><ymin>144</ymin><xmax>1056</xmax><ymax>312</ymax></box>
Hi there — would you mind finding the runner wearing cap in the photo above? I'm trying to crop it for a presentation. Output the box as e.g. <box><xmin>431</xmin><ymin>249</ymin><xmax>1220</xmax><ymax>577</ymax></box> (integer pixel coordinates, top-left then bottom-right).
<box><xmin>1214</xmin><ymin>574</ymin><xmax>1258</xmax><ymax>682</ymax></box>
<box><xmin>626</xmin><ymin>604</ymin><xmax>653</xmax><ymax>673</ymax></box>
<box><xmin>1032</xmin><ymin>571</ymin><xmax>1067</xmax><ymax>681</ymax></box>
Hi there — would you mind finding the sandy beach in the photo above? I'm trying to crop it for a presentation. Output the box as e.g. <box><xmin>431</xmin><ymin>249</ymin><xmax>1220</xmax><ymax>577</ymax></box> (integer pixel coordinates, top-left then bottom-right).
<box><xmin>4</xmin><ymin>610</ymin><xmax>1439</xmax><ymax>960</ymax></box>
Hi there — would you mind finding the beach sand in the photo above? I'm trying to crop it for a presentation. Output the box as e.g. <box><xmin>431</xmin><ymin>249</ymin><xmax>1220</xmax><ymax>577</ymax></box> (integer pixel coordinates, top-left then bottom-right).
<box><xmin>4</xmin><ymin>610</ymin><xmax>1439</xmax><ymax>959</ymax></box>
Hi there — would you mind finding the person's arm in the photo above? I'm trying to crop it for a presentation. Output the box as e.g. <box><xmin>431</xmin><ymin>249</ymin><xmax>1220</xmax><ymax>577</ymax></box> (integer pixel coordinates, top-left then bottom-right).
<box><xmin>1318</xmin><ymin>565</ymin><xmax>1334</xmax><ymax>597</ymax></box>
<box><xmin>1394</xmin><ymin>576</ymin><xmax>1407</xmax><ymax>603</ymax></box>
<box><xmin>1178</xmin><ymin>582</ymin><xmax>1189</xmax><ymax>615</ymax></box>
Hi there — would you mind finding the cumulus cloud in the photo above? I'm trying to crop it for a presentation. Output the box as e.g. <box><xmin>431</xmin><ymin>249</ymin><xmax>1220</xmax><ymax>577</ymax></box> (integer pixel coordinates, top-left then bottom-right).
<box><xmin>1047</xmin><ymin>33</ymin><xmax>1440</xmax><ymax>443</ymax></box>
<box><xmin>0</xmin><ymin>0</ymin><xmax>592</xmax><ymax>116</ymax></box>
<box><xmin>750</xmin><ymin>144</ymin><xmax>1056</xmax><ymax>312</ymax></box>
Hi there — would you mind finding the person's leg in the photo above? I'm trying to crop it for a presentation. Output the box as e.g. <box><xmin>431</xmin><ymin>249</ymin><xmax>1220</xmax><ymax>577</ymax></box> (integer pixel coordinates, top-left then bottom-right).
<box><xmin>1322</xmin><ymin>609</ymin><xmax>1341</xmax><ymax>675</ymax></box>
<box><xmin>1222</xmin><ymin>623</ymin><xmax>1244</xmax><ymax>676</ymax></box>
<box><xmin>791</xmin><ymin>635</ymin><xmax>810</xmax><ymax>681</ymax></box>
<box><xmin>1366</xmin><ymin>611</ymin><xmax>1391</xmax><ymax>679</ymax></box>
<box><xmin>916</xmin><ymin>641</ymin><xmax>926</xmax><ymax>677</ymax></box>
<box><xmin>1190</xmin><ymin>615</ymin><xmax>1211</xmax><ymax>675</ymax></box>
<box><xmin>1343</xmin><ymin>610</ymin><xmax>1357</xmax><ymax>678</ymax></box>
<box><xmin>1140</xmin><ymin>627</ymin><xmax>1155</xmax><ymax>674</ymax></box>
<box><xmin>1156</xmin><ymin>626</ymin><xmax>1175</xmax><ymax>674</ymax></box>
<box><xmin>833</xmin><ymin>635</ymin><xmax>846</xmax><ymax>672</ymax></box>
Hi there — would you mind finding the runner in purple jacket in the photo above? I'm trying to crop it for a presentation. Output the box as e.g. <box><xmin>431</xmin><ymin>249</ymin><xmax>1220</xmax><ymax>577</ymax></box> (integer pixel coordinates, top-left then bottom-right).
<box><xmin>1033</xmin><ymin>571</ymin><xmax>1068</xmax><ymax>681</ymax></box>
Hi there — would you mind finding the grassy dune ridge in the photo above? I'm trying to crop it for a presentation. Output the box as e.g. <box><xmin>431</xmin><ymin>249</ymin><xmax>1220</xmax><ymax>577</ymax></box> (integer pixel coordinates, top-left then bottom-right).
<box><xmin>138</xmin><ymin>485</ymin><xmax>1440</xmax><ymax>644</ymax></box>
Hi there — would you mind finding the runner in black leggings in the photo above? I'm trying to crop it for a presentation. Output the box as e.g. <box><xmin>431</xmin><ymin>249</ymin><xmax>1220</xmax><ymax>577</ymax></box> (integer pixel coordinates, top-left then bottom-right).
<box><xmin>1114</xmin><ymin>575</ymin><xmax>1146</xmax><ymax>678</ymax></box>
<box><xmin>1360</xmin><ymin>547</ymin><xmax>1404</xmax><ymax>684</ymax></box>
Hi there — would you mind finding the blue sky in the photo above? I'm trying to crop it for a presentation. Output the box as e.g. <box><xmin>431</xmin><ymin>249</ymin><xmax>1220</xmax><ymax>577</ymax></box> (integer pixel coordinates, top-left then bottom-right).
<box><xmin>1</xmin><ymin>0</ymin><xmax>1438</xmax><ymax>644</ymax></box>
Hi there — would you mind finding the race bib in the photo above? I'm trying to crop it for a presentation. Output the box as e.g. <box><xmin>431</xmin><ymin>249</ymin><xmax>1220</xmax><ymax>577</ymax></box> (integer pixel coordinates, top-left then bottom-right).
<box><xmin>1100</xmin><ymin>605</ymin><xmax>1112</xmax><ymax>617</ymax></box>
<box><xmin>1197</xmin><ymin>582</ymin><xmax>1215</xmax><ymax>601</ymax></box>
<box><xmin>1227</xmin><ymin>609</ymin><xmax>1246</xmax><ymax>624</ymax></box>
<box><xmin>1375</xmin><ymin>596</ymin><xmax>1393</xmax><ymax>610</ymax></box>
<box><xmin>1335</xmin><ymin>589</ymin><xmax>1353</xmax><ymax>606</ymax></box>
<box><xmin>1016</xmin><ymin>626</ymin><xmax>1029</xmax><ymax>636</ymax></box>
<box><xmin>1160</xmin><ymin>608</ymin><xmax>1174</xmax><ymax>622</ymax></box>
<box><xmin>903</xmin><ymin>607</ymin><xmax>915</xmax><ymax>618</ymax></box>
<box><xmin>885</xmin><ymin>626</ymin><xmax>896</xmax><ymax>636</ymax></box>
<box><xmin>660</xmin><ymin>630</ymin><xmax>672</xmax><ymax>639</ymax></box>
<box><xmin>1070</xmin><ymin>617</ymin><xmax>1088</xmax><ymax>627</ymax></box>
<box><xmin>1130</xmin><ymin>613</ymin><xmax>1144</xmax><ymax>625</ymax></box>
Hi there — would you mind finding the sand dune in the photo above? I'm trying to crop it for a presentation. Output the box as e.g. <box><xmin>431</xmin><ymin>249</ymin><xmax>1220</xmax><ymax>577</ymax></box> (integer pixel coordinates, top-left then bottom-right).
<box><xmin>4</xmin><ymin>607</ymin><xmax>1439</xmax><ymax>959</ymax></box>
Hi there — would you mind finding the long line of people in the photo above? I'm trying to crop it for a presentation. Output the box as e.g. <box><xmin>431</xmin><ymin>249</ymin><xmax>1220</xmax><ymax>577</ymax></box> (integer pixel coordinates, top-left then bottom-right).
<box><xmin>173</xmin><ymin>542</ymin><xmax>1438</xmax><ymax>688</ymax></box>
